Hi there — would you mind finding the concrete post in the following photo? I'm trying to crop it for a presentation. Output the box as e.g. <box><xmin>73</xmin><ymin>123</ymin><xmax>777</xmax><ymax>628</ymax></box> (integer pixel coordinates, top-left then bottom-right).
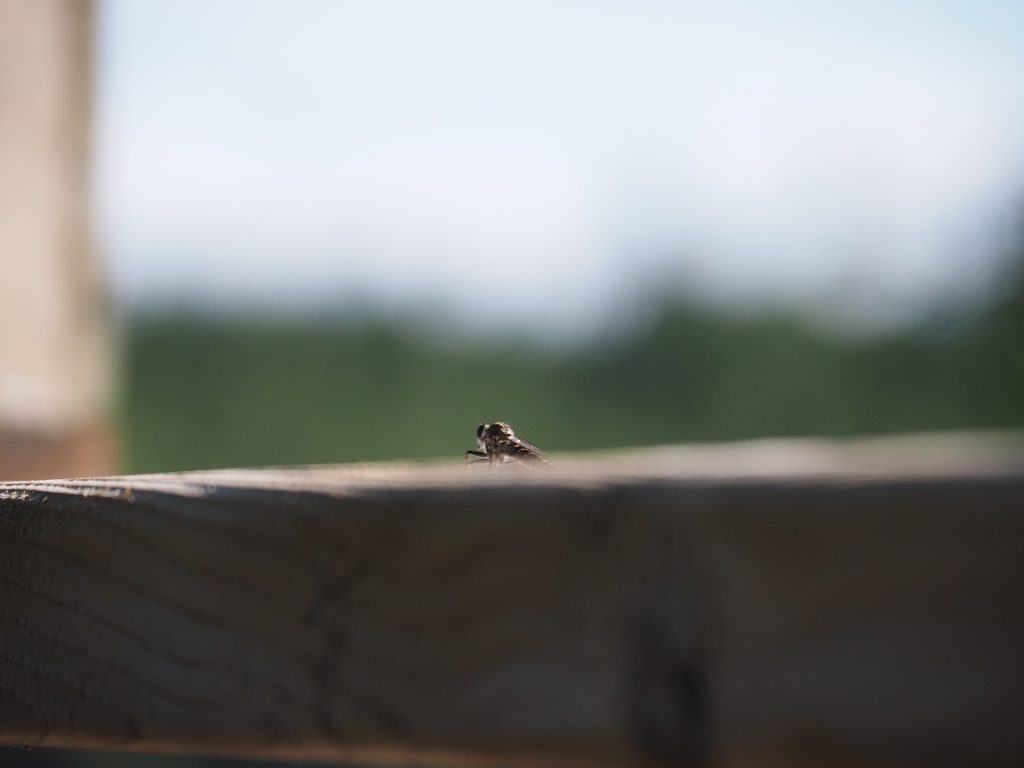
<box><xmin>0</xmin><ymin>0</ymin><xmax>115</xmax><ymax>479</ymax></box>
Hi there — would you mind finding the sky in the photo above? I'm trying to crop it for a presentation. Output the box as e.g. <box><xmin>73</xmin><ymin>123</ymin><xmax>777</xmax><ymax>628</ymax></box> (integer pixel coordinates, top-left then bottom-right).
<box><xmin>95</xmin><ymin>0</ymin><xmax>1024</xmax><ymax>336</ymax></box>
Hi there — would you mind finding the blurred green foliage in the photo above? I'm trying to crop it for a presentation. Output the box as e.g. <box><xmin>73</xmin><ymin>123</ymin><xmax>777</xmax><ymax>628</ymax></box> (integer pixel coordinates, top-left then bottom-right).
<box><xmin>120</xmin><ymin>261</ymin><xmax>1024</xmax><ymax>474</ymax></box>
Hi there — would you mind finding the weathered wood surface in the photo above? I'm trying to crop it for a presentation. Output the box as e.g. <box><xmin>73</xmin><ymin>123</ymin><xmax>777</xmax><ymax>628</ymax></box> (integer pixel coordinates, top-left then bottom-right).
<box><xmin>1</xmin><ymin>433</ymin><xmax>1023</xmax><ymax>767</ymax></box>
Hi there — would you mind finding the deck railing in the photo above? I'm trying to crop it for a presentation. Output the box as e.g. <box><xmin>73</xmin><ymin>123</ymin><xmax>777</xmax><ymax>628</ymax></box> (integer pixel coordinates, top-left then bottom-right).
<box><xmin>2</xmin><ymin>433</ymin><xmax>1023</xmax><ymax>767</ymax></box>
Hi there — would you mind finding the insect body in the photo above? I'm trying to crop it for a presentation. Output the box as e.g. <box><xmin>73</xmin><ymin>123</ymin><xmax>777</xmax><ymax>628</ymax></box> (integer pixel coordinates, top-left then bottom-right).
<box><xmin>465</xmin><ymin>422</ymin><xmax>547</xmax><ymax>466</ymax></box>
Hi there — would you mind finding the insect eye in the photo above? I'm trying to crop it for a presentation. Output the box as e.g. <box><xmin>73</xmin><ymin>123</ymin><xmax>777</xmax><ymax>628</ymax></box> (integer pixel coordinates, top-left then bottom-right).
<box><xmin>476</xmin><ymin>424</ymin><xmax>487</xmax><ymax>439</ymax></box>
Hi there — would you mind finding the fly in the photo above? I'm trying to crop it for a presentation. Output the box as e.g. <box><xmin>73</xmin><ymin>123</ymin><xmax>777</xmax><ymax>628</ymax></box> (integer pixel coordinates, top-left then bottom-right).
<box><xmin>465</xmin><ymin>422</ymin><xmax>548</xmax><ymax>466</ymax></box>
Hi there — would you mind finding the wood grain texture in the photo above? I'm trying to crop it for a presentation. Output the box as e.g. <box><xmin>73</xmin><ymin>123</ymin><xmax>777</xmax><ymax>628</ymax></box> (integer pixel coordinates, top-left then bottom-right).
<box><xmin>1</xmin><ymin>434</ymin><xmax>1023</xmax><ymax>767</ymax></box>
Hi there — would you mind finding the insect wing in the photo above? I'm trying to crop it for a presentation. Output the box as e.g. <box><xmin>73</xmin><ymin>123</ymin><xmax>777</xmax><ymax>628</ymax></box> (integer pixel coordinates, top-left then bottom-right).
<box><xmin>509</xmin><ymin>434</ymin><xmax>546</xmax><ymax>459</ymax></box>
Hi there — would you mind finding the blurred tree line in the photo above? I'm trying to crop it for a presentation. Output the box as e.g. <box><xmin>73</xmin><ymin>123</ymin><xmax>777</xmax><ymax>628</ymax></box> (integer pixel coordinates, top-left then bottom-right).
<box><xmin>120</xmin><ymin>256</ymin><xmax>1023</xmax><ymax>474</ymax></box>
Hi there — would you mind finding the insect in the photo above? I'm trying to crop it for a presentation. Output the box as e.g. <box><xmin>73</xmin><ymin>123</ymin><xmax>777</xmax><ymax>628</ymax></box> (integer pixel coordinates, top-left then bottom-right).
<box><xmin>465</xmin><ymin>422</ymin><xmax>548</xmax><ymax>466</ymax></box>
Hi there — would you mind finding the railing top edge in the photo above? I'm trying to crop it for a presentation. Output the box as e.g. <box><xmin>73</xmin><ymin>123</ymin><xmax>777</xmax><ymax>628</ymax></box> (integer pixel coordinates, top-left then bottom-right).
<box><xmin>2</xmin><ymin>431</ymin><xmax>1021</xmax><ymax>498</ymax></box>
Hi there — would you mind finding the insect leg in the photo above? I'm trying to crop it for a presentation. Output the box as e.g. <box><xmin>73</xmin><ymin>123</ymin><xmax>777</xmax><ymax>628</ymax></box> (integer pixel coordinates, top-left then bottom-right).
<box><xmin>465</xmin><ymin>450</ymin><xmax>488</xmax><ymax>466</ymax></box>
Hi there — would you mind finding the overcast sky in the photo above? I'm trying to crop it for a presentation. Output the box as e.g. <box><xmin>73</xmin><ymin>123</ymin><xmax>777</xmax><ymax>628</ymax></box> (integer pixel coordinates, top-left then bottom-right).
<box><xmin>95</xmin><ymin>0</ymin><xmax>1024</xmax><ymax>335</ymax></box>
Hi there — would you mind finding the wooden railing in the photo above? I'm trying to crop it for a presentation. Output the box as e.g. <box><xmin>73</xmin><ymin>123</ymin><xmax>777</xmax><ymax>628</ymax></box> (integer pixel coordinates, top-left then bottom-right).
<box><xmin>2</xmin><ymin>433</ymin><xmax>1023</xmax><ymax>767</ymax></box>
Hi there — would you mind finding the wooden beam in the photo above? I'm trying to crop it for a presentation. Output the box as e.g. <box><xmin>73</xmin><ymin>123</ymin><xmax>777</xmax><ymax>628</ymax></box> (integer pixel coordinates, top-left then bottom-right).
<box><xmin>1</xmin><ymin>434</ymin><xmax>1023</xmax><ymax>767</ymax></box>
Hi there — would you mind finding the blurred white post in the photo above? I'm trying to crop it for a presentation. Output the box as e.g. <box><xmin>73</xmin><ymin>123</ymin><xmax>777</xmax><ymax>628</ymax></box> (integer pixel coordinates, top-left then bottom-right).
<box><xmin>0</xmin><ymin>0</ymin><xmax>115</xmax><ymax>479</ymax></box>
